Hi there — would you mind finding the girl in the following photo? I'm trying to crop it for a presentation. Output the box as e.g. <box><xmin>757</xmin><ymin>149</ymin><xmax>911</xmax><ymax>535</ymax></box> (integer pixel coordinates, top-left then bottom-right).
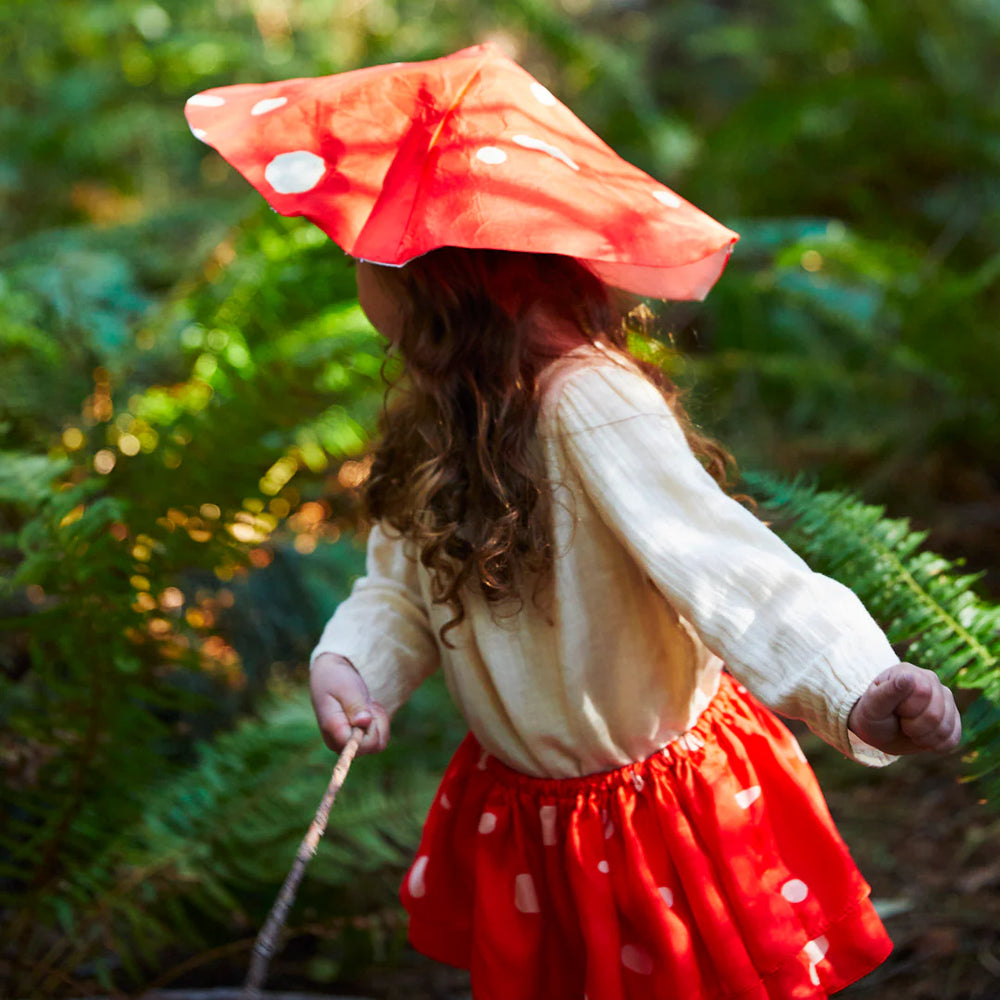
<box><xmin>310</xmin><ymin>247</ymin><xmax>961</xmax><ymax>1000</ymax></box>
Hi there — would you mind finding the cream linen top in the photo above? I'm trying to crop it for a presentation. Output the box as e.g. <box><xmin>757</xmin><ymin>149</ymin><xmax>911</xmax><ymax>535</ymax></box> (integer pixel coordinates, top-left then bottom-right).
<box><xmin>311</xmin><ymin>345</ymin><xmax>898</xmax><ymax>778</ymax></box>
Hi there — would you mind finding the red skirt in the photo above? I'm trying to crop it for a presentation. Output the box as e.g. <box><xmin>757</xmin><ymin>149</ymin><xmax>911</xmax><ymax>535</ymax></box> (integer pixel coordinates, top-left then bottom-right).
<box><xmin>400</xmin><ymin>674</ymin><xmax>892</xmax><ymax>1000</ymax></box>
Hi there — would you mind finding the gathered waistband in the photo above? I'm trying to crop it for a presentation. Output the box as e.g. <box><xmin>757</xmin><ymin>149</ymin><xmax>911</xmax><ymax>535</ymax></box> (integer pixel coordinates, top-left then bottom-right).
<box><xmin>480</xmin><ymin>672</ymin><xmax>759</xmax><ymax>799</ymax></box>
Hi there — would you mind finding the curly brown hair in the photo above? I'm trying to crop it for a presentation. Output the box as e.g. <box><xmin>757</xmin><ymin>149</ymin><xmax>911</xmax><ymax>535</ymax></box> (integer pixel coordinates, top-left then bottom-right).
<box><xmin>362</xmin><ymin>247</ymin><xmax>738</xmax><ymax>644</ymax></box>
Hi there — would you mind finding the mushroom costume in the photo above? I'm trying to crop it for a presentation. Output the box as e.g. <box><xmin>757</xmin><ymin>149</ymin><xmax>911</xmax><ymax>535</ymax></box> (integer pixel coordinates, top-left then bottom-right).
<box><xmin>184</xmin><ymin>42</ymin><xmax>738</xmax><ymax>300</ymax></box>
<box><xmin>185</xmin><ymin>45</ymin><xmax>899</xmax><ymax>1000</ymax></box>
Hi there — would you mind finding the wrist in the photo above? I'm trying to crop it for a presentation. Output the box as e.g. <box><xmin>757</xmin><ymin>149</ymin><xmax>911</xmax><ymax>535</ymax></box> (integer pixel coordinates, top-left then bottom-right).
<box><xmin>847</xmin><ymin>697</ymin><xmax>863</xmax><ymax>738</ymax></box>
<box><xmin>845</xmin><ymin>692</ymin><xmax>899</xmax><ymax>767</ymax></box>
<box><xmin>311</xmin><ymin>651</ymin><xmax>358</xmax><ymax>674</ymax></box>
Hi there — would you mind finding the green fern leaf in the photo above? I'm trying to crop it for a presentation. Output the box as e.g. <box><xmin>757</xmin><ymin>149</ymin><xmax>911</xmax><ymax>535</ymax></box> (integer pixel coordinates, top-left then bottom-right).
<box><xmin>746</xmin><ymin>471</ymin><xmax>1000</xmax><ymax>792</ymax></box>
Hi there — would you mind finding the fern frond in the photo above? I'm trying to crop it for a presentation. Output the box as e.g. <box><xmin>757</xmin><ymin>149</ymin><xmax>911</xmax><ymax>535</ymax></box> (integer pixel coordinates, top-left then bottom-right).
<box><xmin>746</xmin><ymin>472</ymin><xmax>1000</xmax><ymax>787</ymax></box>
<box><xmin>14</xmin><ymin>680</ymin><xmax>459</xmax><ymax>993</ymax></box>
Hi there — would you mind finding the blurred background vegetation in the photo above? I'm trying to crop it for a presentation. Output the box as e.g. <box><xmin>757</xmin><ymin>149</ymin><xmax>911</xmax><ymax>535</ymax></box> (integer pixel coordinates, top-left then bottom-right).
<box><xmin>1</xmin><ymin>0</ymin><xmax>998</xmax><ymax>997</ymax></box>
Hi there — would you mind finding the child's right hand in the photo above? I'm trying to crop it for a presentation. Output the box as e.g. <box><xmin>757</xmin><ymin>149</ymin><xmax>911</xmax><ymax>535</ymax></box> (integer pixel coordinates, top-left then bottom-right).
<box><xmin>847</xmin><ymin>662</ymin><xmax>961</xmax><ymax>756</ymax></box>
<box><xmin>310</xmin><ymin>653</ymin><xmax>390</xmax><ymax>754</ymax></box>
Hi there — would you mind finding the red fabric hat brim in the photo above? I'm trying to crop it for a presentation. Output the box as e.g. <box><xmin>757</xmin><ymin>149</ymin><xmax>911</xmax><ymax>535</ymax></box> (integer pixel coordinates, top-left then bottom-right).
<box><xmin>185</xmin><ymin>44</ymin><xmax>738</xmax><ymax>300</ymax></box>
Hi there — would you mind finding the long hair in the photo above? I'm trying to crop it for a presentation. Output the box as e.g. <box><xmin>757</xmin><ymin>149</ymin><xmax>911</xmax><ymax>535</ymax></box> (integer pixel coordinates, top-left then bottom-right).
<box><xmin>362</xmin><ymin>247</ymin><xmax>737</xmax><ymax>644</ymax></box>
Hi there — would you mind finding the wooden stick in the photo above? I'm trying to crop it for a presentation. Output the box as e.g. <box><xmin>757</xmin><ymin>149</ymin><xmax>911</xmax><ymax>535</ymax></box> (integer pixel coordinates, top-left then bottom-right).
<box><xmin>242</xmin><ymin>726</ymin><xmax>366</xmax><ymax>1000</ymax></box>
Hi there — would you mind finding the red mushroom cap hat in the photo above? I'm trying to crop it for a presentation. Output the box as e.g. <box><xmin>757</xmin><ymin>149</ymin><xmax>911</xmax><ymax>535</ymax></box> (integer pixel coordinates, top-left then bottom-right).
<box><xmin>185</xmin><ymin>43</ymin><xmax>738</xmax><ymax>300</ymax></box>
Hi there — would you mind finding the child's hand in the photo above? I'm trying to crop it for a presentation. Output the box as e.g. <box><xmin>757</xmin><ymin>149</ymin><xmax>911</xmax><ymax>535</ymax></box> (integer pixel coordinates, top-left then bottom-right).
<box><xmin>848</xmin><ymin>662</ymin><xmax>961</xmax><ymax>756</ymax></box>
<box><xmin>310</xmin><ymin>653</ymin><xmax>390</xmax><ymax>755</ymax></box>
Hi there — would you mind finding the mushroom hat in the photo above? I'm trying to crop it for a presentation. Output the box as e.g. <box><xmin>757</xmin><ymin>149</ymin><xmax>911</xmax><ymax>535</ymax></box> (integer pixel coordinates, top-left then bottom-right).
<box><xmin>184</xmin><ymin>43</ymin><xmax>738</xmax><ymax>300</ymax></box>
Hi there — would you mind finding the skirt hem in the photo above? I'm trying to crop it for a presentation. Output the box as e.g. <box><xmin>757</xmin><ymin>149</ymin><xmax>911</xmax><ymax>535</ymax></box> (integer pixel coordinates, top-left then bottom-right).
<box><xmin>408</xmin><ymin>892</ymin><xmax>893</xmax><ymax>999</ymax></box>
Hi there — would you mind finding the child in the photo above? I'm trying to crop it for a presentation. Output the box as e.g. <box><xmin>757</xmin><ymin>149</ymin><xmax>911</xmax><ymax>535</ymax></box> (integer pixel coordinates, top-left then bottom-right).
<box><xmin>310</xmin><ymin>248</ymin><xmax>960</xmax><ymax>1000</ymax></box>
<box><xmin>183</xmin><ymin>42</ymin><xmax>960</xmax><ymax>999</ymax></box>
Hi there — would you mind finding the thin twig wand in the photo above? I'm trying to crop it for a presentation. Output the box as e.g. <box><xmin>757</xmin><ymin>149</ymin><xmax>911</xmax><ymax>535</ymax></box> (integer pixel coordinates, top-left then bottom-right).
<box><xmin>242</xmin><ymin>725</ymin><xmax>366</xmax><ymax>1000</ymax></box>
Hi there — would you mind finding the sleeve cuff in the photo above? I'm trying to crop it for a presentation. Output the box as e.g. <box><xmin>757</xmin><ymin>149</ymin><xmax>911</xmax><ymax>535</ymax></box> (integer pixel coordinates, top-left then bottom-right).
<box><xmin>809</xmin><ymin>618</ymin><xmax>900</xmax><ymax>765</ymax></box>
<box><xmin>847</xmin><ymin>727</ymin><xmax>899</xmax><ymax>767</ymax></box>
<box><xmin>835</xmin><ymin>677</ymin><xmax>900</xmax><ymax>767</ymax></box>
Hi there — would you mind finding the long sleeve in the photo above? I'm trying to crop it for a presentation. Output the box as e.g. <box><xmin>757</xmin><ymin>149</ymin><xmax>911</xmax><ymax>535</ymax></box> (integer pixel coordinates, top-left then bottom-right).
<box><xmin>553</xmin><ymin>363</ymin><xmax>898</xmax><ymax>765</ymax></box>
<box><xmin>310</xmin><ymin>522</ymin><xmax>440</xmax><ymax>715</ymax></box>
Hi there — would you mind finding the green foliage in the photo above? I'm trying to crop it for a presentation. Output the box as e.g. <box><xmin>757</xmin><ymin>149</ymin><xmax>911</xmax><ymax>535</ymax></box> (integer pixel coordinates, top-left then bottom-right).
<box><xmin>688</xmin><ymin>217</ymin><xmax>1000</xmax><ymax>507</ymax></box>
<box><xmin>8</xmin><ymin>677</ymin><xmax>461</xmax><ymax>993</ymax></box>
<box><xmin>747</xmin><ymin>472</ymin><xmax>1000</xmax><ymax>785</ymax></box>
<box><xmin>0</xmin><ymin>214</ymin><xmax>389</xmax><ymax>992</ymax></box>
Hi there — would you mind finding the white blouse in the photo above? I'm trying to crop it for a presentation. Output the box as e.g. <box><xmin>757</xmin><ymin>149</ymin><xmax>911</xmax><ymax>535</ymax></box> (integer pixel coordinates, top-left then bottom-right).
<box><xmin>311</xmin><ymin>346</ymin><xmax>898</xmax><ymax>777</ymax></box>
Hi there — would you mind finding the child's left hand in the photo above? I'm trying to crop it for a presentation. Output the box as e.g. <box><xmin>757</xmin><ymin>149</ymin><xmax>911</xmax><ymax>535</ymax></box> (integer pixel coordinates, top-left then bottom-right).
<box><xmin>847</xmin><ymin>662</ymin><xmax>961</xmax><ymax>756</ymax></box>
